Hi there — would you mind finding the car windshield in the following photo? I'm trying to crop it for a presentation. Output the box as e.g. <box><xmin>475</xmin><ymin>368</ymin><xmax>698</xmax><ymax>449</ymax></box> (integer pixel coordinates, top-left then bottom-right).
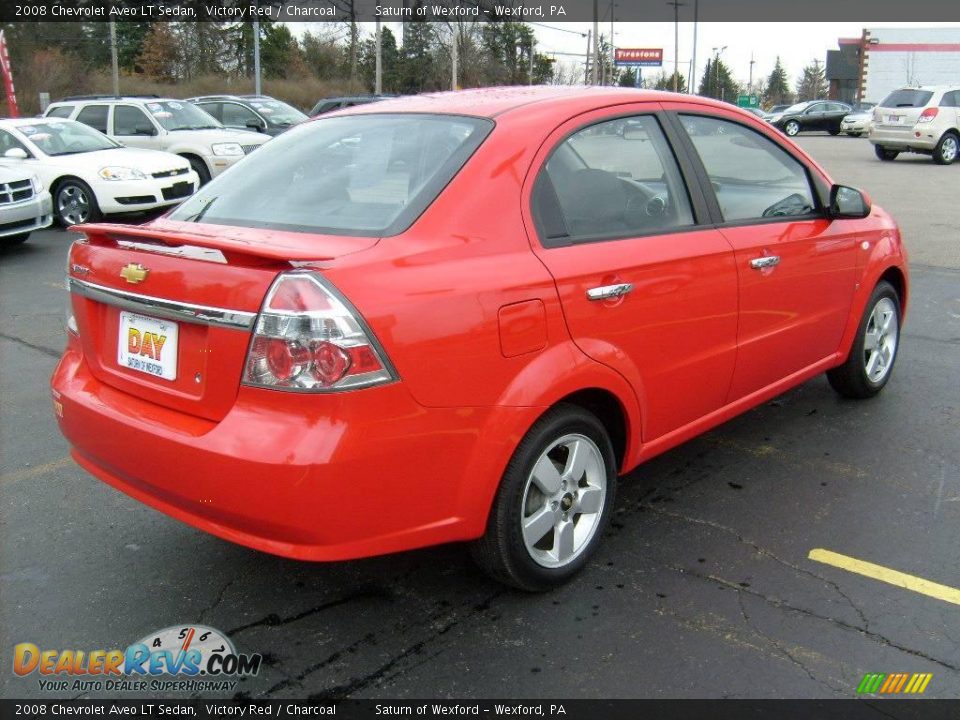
<box><xmin>782</xmin><ymin>102</ymin><xmax>813</xmax><ymax>114</ymax></box>
<box><xmin>168</xmin><ymin>113</ymin><xmax>493</xmax><ymax>236</ymax></box>
<box><xmin>17</xmin><ymin>120</ymin><xmax>118</xmax><ymax>156</ymax></box>
<box><xmin>247</xmin><ymin>99</ymin><xmax>307</xmax><ymax>127</ymax></box>
<box><xmin>145</xmin><ymin>100</ymin><xmax>222</xmax><ymax>131</ymax></box>
<box><xmin>879</xmin><ymin>89</ymin><xmax>933</xmax><ymax>108</ymax></box>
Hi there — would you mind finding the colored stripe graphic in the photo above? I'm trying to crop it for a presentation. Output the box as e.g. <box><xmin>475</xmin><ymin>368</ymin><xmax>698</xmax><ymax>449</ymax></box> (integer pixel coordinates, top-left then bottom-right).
<box><xmin>857</xmin><ymin>673</ymin><xmax>932</xmax><ymax>695</ymax></box>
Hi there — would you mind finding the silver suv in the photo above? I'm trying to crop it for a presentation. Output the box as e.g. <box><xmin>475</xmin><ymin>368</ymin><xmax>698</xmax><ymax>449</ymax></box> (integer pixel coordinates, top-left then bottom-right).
<box><xmin>869</xmin><ymin>86</ymin><xmax>960</xmax><ymax>164</ymax></box>
<box><xmin>44</xmin><ymin>95</ymin><xmax>270</xmax><ymax>184</ymax></box>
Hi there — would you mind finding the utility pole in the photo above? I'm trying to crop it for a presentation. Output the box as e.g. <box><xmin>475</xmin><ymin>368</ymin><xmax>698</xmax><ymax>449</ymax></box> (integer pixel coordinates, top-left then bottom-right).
<box><xmin>592</xmin><ymin>0</ymin><xmax>599</xmax><ymax>85</ymax></box>
<box><xmin>451</xmin><ymin>27</ymin><xmax>458</xmax><ymax>90</ymax></box>
<box><xmin>109</xmin><ymin>20</ymin><xmax>119</xmax><ymax>96</ymax></box>
<box><xmin>712</xmin><ymin>46</ymin><xmax>726</xmax><ymax>100</ymax></box>
<box><xmin>584</xmin><ymin>29</ymin><xmax>592</xmax><ymax>84</ymax></box>
<box><xmin>666</xmin><ymin>0</ymin><xmax>685</xmax><ymax>93</ymax></box>
<box><xmin>748</xmin><ymin>52</ymin><xmax>755</xmax><ymax>94</ymax></box>
<box><xmin>609</xmin><ymin>0</ymin><xmax>615</xmax><ymax>86</ymax></box>
<box><xmin>690</xmin><ymin>0</ymin><xmax>698</xmax><ymax>93</ymax></box>
<box><xmin>253</xmin><ymin>20</ymin><xmax>262</xmax><ymax>96</ymax></box>
<box><xmin>375</xmin><ymin>19</ymin><xmax>382</xmax><ymax>94</ymax></box>
<box><xmin>528</xmin><ymin>39</ymin><xmax>534</xmax><ymax>85</ymax></box>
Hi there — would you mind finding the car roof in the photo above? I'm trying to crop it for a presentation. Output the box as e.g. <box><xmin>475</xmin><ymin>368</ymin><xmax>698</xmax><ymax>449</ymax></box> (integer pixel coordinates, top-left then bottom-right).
<box><xmin>336</xmin><ymin>86</ymin><xmax>742</xmax><ymax>121</ymax></box>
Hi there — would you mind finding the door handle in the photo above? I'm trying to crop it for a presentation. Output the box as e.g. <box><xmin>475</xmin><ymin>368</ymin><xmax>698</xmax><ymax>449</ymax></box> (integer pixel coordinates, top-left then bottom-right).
<box><xmin>750</xmin><ymin>256</ymin><xmax>780</xmax><ymax>270</ymax></box>
<box><xmin>586</xmin><ymin>283</ymin><xmax>634</xmax><ymax>301</ymax></box>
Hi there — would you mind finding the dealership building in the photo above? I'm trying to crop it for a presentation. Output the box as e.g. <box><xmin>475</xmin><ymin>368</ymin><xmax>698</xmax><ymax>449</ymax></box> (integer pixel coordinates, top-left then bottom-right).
<box><xmin>826</xmin><ymin>27</ymin><xmax>960</xmax><ymax>104</ymax></box>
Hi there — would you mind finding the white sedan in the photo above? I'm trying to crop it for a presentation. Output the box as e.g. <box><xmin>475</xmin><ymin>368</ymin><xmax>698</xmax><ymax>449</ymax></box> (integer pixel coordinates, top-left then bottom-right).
<box><xmin>0</xmin><ymin>118</ymin><xmax>200</xmax><ymax>226</ymax></box>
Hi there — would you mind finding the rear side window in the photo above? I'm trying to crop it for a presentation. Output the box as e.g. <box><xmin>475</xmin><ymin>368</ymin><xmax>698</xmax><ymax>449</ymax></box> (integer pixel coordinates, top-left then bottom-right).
<box><xmin>46</xmin><ymin>105</ymin><xmax>74</xmax><ymax>119</ymax></box>
<box><xmin>75</xmin><ymin>105</ymin><xmax>109</xmax><ymax>133</ymax></box>
<box><xmin>533</xmin><ymin>115</ymin><xmax>694</xmax><ymax>246</ymax></box>
<box><xmin>940</xmin><ymin>91</ymin><xmax>960</xmax><ymax>108</ymax></box>
<box><xmin>880</xmin><ymin>89</ymin><xmax>933</xmax><ymax>108</ymax></box>
<box><xmin>679</xmin><ymin>115</ymin><xmax>817</xmax><ymax>223</ymax></box>
<box><xmin>221</xmin><ymin>102</ymin><xmax>260</xmax><ymax>128</ymax></box>
<box><xmin>168</xmin><ymin>113</ymin><xmax>493</xmax><ymax>236</ymax></box>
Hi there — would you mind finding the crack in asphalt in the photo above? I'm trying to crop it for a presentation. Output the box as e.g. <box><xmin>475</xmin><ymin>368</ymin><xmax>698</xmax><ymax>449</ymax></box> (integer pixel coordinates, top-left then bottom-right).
<box><xmin>677</xmin><ymin>566</ymin><xmax>960</xmax><ymax>674</ymax></box>
<box><xmin>227</xmin><ymin>586</ymin><xmax>397</xmax><ymax>637</ymax></box>
<box><xmin>735</xmin><ymin>587</ymin><xmax>847</xmax><ymax>696</ymax></box>
<box><xmin>198</xmin><ymin>577</ymin><xmax>241</xmax><ymax>625</ymax></box>
<box><xmin>641</xmin><ymin>504</ymin><xmax>872</xmax><ymax>631</ymax></box>
<box><xmin>0</xmin><ymin>331</ymin><xmax>61</xmax><ymax>359</ymax></box>
<box><xmin>277</xmin><ymin>589</ymin><xmax>506</xmax><ymax>700</ymax></box>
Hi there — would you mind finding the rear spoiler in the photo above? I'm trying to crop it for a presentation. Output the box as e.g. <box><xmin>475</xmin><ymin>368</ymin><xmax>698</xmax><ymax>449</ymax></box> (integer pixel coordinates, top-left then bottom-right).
<box><xmin>76</xmin><ymin>222</ymin><xmax>378</xmax><ymax>264</ymax></box>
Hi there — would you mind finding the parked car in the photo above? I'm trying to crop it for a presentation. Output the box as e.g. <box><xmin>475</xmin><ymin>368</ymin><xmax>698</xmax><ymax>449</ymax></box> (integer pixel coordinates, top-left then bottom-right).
<box><xmin>767</xmin><ymin>100</ymin><xmax>852</xmax><ymax>136</ymax></box>
<box><xmin>186</xmin><ymin>95</ymin><xmax>307</xmax><ymax>137</ymax></box>
<box><xmin>52</xmin><ymin>87</ymin><xmax>907</xmax><ymax>591</ymax></box>
<box><xmin>840</xmin><ymin>110</ymin><xmax>873</xmax><ymax>137</ymax></box>
<box><xmin>0</xmin><ymin>118</ymin><xmax>199</xmax><ymax>226</ymax></box>
<box><xmin>742</xmin><ymin>107</ymin><xmax>769</xmax><ymax>120</ymax></box>
<box><xmin>0</xmin><ymin>164</ymin><xmax>53</xmax><ymax>244</ymax></box>
<box><xmin>869</xmin><ymin>86</ymin><xmax>960</xmax><ymax>164</ymax></box>
<box><xmin>767</xmin><ymin>104</ymin><xmax>791</xmax><ymax>114</ymax></box>
<box><xmin>44</xmin><ymin>96</ymin><xmax>269</xmax><ymax>184</ymax></box>
<box><xmin>309</xmin><ymin>95</ymin><xmax>393</xmax><ymax>116</ymax></box>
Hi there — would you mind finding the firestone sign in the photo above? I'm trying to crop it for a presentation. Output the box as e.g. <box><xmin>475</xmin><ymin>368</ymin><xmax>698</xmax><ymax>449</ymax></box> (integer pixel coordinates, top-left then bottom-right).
<box><xmin>614</xmin><ymin>48</ymin><xmax>664</xmax><ymax>67</ymax></box>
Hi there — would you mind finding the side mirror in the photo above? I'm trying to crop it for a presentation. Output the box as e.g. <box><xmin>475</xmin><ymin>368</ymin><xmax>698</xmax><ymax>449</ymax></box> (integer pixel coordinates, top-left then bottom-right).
<box><xmin>3</xmin><ymin>147</ymin><xmax>28</xmax><ymax>159</ymax></box>
<box><xmin>830</xmin><ymin>184</ymin><xmax>871</xmax><ymax>219</ymax></box>
<box><xmin>247</xmin><ymin>120</ymin><xmax>267</xmax><ymax>132</ymax></box>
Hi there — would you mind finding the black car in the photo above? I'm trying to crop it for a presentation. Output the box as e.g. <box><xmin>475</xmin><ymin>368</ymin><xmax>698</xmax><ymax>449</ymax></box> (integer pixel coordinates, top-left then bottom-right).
<box><xmin>767</xmin><ymin>100</ymin><xmax>853</xmax><ymax>137</ymax></box>
<box><xmin>186</xmin><ymin>95</ymin><xmax>308</xmax><ymax>137</ymax></box>
<box><xmin>309</xmin><ymin>95</ymin><xmax>394</xmax><ymax>116</ymax></box>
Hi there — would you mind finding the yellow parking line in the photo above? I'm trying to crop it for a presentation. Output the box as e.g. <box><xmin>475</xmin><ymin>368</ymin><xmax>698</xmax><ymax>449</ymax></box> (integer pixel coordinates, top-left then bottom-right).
<box><xmin>809</xmin><ymin>548</ymin><xmax>960</xmax><ymax>606</ymax></box>
<box><xmin>0</xmin><ymin>457</ymin><xmax>73</xmax><ymax>484</ymax></box>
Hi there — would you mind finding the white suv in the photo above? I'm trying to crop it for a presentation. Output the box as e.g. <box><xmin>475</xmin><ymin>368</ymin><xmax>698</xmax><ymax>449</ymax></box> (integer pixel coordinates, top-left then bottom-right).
<box><xmin>869</xmin><ymin>86</ymin><xmax>960</xmax><ymax>164</ymax></box>
<box><xmin>44</xmin><ymin>96</ymin><xmax>270</xmax><ymax>183</ymax></box>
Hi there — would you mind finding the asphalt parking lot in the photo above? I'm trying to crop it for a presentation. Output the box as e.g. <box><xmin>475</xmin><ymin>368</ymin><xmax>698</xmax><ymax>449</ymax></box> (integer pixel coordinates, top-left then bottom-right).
<box><xmin>1</xmin><ymin>133</ymin><xmax>958</xmax><ymax>700</ymax></box>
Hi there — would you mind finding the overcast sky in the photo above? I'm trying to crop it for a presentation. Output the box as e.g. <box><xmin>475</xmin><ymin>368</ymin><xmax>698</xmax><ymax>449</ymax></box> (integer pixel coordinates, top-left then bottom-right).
<box><xmin>296</xmin><ymin>21</ymin><xmax>958</xmax><ymax>89</ymax></box>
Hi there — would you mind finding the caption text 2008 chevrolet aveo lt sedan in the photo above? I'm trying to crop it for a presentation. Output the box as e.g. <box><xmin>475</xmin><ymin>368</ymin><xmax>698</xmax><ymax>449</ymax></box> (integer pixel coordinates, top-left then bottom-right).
<box><xmin>52</xmin><ymin>87</ymin><xmax>908</xmax><ymax>591</ymax></box>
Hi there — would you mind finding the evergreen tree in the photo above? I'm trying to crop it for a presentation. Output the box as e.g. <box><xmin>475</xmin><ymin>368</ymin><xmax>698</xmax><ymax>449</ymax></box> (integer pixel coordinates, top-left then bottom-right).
<box><xmin>795</xmin><ymin>60</ymin><xmax>828</xmax><ymax>102</ymax></box>
<box><xmin>697</xmin><ymin>57</ymin><xmax>738</xmax><ymax>101</ymax></box>
<box><xmin>764</xmin><ymin>56</ymin><xmax>792</xmax><ymax>106</ymax></box>
<box><xmin>654</xmin><ymin>70</ymin><xmax>687</xmax><ymax>93</ymax></box>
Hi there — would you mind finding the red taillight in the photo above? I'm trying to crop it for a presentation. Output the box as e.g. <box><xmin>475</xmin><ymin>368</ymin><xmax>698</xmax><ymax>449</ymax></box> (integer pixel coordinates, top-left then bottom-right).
<box><xmin>243</xmin><ymin>272</ymin><xmax>396</xmax><ymax>392</ymax></box>
<box><xmin>917</xmin><ymin>108</ymin><xmax>938</xmax><ymax>124</ymax></box>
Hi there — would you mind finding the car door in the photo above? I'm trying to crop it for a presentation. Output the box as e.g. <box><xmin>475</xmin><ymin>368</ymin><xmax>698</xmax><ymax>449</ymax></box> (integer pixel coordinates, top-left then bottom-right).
<box><xmin>221</xmin><ymin>102</ymin><xmax>263</xmax><ymax>132</ymax></box>
<box><xmin>672</xmin><ymin>111</ymin><xmax>859</xmax><ymax>401</ymax></box>
<box><xmin>112</xmin><ymin>105</ymin><xmax>161</xmax><ymax>151</ymax></box>
<box><xmin>525</xmin><ymin>106</ymin><xmax>739</xmax><ymax>442</ymax></box>
<box><xmin>803</xmin><ymin>102</ymin><xmax>827</xmax><ymax>131</ymax></box>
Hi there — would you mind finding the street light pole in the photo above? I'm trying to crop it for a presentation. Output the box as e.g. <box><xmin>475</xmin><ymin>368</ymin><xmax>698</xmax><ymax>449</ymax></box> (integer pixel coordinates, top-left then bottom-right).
<box><xmin>375</xmin><ymin>19</ymin><xmax>382</xmax><ymax>94</ymax></box>
<box><xmin>592</xmin><ymin>0</ymin><xmax>599</xmax><ymax>85</ymax></box>
<box><xmin>690</xmin><ymin>0</ymin><xmax>698</xmax><ymax>93</ymax></box>
<box><xmin>109</xmin><ymin>20</ymin><xmax>119</xmax><ymax>96</ymax></box>
<box><xmin>666</xmin><ymin>0</ymin><xmax>686</xmax><ymax>92</ymax></box>
<box><xmin>712</xmin><ymin>45</ymin><xmax>727</xmax><ymax>100</ymax></box>
<box><xmin>253</xmin><ymin>20</ymin><xmax>262</xmax><ymax>96</ymax></box>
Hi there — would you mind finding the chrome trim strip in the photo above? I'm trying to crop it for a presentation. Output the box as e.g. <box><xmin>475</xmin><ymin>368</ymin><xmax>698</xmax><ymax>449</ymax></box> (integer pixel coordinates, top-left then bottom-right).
<box><xmin>68</xmin><ymin>277</ymin><xmax>257</xmax><ymax>331</ymax></box>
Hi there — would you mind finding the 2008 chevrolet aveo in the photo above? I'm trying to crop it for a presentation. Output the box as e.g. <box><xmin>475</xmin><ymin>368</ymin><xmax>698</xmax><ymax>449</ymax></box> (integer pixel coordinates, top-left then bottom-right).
<box><xmin>52</xmin><ymin>87</ymin><xmax>908</xmax><ymax>591</ymax></box>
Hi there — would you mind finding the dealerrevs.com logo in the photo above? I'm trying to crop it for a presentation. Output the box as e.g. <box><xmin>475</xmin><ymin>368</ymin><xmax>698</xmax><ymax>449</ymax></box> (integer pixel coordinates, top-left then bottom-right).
<box><xmin>13</xmin><ymin>625</ymin><xmax>262</xmax><ymax>693</ymax></box>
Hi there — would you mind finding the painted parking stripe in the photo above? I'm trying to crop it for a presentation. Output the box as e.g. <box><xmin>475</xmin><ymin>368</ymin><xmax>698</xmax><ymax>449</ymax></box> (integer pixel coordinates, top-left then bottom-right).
<box><xmin>809</xmin><ymin>548</ymin><xmax>960</xmax><ymax>606</ymax></box>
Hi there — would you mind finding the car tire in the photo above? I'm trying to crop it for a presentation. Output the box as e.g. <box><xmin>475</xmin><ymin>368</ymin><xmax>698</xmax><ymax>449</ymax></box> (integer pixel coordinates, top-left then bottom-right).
<box><xmin>827</xmin><ymin>281</ymin><xmax>901</xmax><ymax>400</ymax></box>
<box><xmin>470</xmin><ymin>404</ymin><xmax>618</xmax><ymax>592</ymax></box>
<box><xmin>54</xmin><ymin>179</ymin><xmax>101</xmax><ymax>227</ymax></box>
<box><xmin>783</xmin><ymin>120</ymin><xmax>800</xmax><ymax>136</ymax></box>
<box><xmin>2</xmin><ymin>233</ymin><xmax>30</xmax><ymax>245</ymax></box>
<box><xmin>848</xmin><ymin>132</ymin><xmax>862</xmax><ymax>138</ymax></box>
<box><xmin>874</xmin><ymin>145</ymin><xmax>899</xmax><ymax>161</ymax></box>
<box><xmin>185</xmin><ymin>156</ymin><xmax>211</xmax><ymax>185</ymax></box>
<box><xmin>932</xmin><ymin>133</ymin><xmax>959</xmax><ymax>165</ymax></box>
<box><xmin>828</xmin><ymin>126</ymin><xmax>841</xmax><ymax>136</ymax></box>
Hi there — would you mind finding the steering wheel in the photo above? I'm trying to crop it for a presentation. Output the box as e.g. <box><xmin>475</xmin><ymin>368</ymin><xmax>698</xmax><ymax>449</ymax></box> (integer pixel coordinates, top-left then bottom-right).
<box><xmin>623</xmin><ymin>179</ymin><xmax>670</xmax><ymax>226</ymax></box>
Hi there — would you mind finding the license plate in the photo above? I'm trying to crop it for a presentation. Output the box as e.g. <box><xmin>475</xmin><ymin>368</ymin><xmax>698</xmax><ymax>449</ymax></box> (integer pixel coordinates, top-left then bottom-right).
<box><xmin>117</xmin><ymin>311</ymin><xmax>178</xmax><ymax>381</ymax></box>
<box><xmin>886</xmin><ymin>115</ymin><xmax>903</xmax><ymax>124</ymax></box>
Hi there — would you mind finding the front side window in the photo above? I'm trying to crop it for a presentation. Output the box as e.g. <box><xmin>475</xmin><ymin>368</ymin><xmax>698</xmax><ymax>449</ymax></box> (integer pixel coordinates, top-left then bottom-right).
<box><xmin>75</xmin><ymin>105</ymin><xmax>109</xmax><ymax>133</ymax></box>
<box><xmin>534</xmin><ymin>115</ymin><xmax>694</xmax><ymax>244</ymax></box>
<box><xmin>245</xmin><ymin>99</ymin><xmax>306</xmax><ymax>128</ymax></box>
<box><xmin>114</xmin><ymin>106</ymin><xmax>154</xmax><ymax>136</ymax></box>
<box><xmin>168</xmin><ymin>113</ymin><xmax>493</xmax><ymax>236</ymax></box>
<box><xmin>221</xmin><ymin>103</ymin><xmax>260</xmax><ymax>128</ymax></box>
<box><xmin>17</xmin><ymin>121</ymin><xmax>119</xmax><ymax>156</ymax></box>
<box><xmin>679</xmin><ymin>115</ymin><xmax>817</xmax><ymax>222</ymax></box>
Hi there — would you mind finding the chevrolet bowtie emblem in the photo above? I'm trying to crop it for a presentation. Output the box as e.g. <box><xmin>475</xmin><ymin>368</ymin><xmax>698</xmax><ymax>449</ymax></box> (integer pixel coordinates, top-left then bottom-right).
<box><xmin>120</xmin><ymin>263</ymin><xmax>149</xmax><ymax>284</ymax></box>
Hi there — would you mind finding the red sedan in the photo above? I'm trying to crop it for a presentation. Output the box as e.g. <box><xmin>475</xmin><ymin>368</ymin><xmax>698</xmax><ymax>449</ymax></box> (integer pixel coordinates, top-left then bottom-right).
<box><xmin>52</xmin><ymin>87</ymin><xmax>908</xmax><ymax>590</ymax></box>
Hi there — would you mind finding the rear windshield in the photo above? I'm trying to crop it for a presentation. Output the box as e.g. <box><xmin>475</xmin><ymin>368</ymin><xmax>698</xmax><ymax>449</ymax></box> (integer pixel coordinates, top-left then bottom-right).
<box><xmin>879</xmin><ymin>89</ymin><xmax>933</xmax><ymax>108</ymax></box>
<box><xmin>169</xmin><ymin>113</ymin><xmax>493</xmax><ymax>236</ymax></box>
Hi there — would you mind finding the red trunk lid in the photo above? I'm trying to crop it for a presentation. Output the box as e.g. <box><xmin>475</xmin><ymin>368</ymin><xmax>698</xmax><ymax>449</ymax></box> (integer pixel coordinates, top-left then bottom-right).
<box><xmin>67</xmin><ymin>220</ymin><xmax>378</xmax><ymax>422</ymax></box>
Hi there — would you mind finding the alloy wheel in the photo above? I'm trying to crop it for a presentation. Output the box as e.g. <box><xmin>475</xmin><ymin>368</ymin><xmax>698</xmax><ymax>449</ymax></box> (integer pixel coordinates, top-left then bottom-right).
<box><xmin>58</xmin><ymin>185</ymin><xmax>91</xmax><ymax>225</ymax></box>
<box><xmin>784</xmin><ymin>121</ymin><xmax>800</xmax><ymax>136</ymax></box>
<box><xmin>940</xmin><ymin>136</ymin><xmax>958</xmax><ymax>164</ymax></box>
<box><xmin>520</xmin><ymin>433</ymin><xmax>607</xmax><ymax>569</ymax></box>
<box><xmin>863</xmin><ymin>297</ymin><xmax>898</xmax><ymax>384</ymax></box>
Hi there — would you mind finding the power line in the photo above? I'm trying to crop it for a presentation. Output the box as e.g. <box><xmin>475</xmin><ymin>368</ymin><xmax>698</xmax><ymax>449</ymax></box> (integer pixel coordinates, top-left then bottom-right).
<box><xmin>528</xmin><ymin>22</ymin><xmax>588</xmax><ymax>38</ymax></box>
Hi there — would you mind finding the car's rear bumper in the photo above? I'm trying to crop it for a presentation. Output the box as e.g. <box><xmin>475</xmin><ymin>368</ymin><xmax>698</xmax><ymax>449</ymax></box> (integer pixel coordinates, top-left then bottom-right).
<box><xmin>869</xmin><ymin>126</ymin><xmax>939</xmax><ymax>151</ymax></box>
<box><xmin>51</xmin><ymin>342</ymin><xmax>531</xmax><ymax>561</ymax></box>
